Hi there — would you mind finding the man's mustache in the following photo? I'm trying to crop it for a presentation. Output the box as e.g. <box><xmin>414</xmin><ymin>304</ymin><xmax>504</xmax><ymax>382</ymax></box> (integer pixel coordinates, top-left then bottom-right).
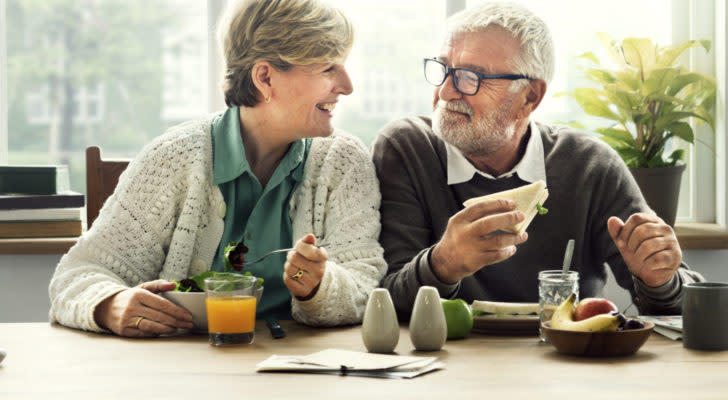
<box><xmin>436</xmin><ymin>99</ymin><xmax>474</xmax><ymax>118</ymax></box>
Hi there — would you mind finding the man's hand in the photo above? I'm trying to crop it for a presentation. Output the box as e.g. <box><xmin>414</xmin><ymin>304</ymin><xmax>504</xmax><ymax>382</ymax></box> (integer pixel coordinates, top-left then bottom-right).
<box><xmin>607</xmin><ymin>213</ymin><xmax>682</xmax><ymax>287</ymax></box>
<box><xmin>431</xmin><ymin>199</ymin><xmax>528</xmax><ymax>284</ymax></box>
<box><xmin>93</xmin><ymin>279</ymin><xmax>194</xmax><ymax>337</ymax></box>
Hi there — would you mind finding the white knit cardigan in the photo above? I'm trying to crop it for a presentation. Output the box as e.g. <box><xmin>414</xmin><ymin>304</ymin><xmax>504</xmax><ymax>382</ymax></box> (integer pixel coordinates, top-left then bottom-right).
<box><xmin>49</xmin><ymin>116</ymin><xmax>387</xmax><ymax>331</ymax></box>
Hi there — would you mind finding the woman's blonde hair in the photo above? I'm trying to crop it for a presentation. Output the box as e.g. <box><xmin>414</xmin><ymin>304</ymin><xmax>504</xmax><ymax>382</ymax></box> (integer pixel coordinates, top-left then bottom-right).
<box><xmin>218</xmin><ymin>0</ymin><xmax>354</xmax><ymax>107</ymax></box>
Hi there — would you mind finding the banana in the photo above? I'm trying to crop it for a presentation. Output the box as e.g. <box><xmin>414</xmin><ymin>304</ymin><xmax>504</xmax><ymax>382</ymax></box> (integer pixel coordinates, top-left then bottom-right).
<box><xmin>549</xmin><ymin>294</ymin><xmax>624</xmax><ymax>332</ymax></box>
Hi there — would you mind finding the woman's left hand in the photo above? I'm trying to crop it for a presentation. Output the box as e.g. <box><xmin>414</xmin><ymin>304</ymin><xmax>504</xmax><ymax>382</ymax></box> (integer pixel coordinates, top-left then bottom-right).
<box><xmin>283</xmin><ymin>234</ymin><xmax>327</xmax><ymax>299</ymax></box>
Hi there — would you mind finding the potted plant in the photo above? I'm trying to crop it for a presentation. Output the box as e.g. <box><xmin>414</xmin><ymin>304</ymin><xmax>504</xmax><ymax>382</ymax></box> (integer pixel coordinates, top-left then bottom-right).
<box><xmin>564</xmin><ymin>33</ymin><xmax>716</xmax><ymax>226</ymax></box>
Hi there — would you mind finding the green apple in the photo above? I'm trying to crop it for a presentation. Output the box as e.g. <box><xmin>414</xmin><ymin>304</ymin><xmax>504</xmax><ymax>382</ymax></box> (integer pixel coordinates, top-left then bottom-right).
<box><xmin>441</xmin><ymin>298</ymin><xmax>474</xmax><ymax>340</ymax></box>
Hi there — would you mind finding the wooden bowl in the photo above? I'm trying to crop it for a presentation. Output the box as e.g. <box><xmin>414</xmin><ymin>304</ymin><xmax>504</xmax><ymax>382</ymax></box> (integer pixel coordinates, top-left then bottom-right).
<box><xmin>542</xmin><ymin>320</ymin><xmax>654</xmax><ymax>357</ymax></box>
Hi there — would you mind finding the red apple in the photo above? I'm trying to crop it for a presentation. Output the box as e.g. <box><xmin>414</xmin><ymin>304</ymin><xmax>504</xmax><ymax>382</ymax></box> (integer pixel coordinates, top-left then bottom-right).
<box><xmin>573</xmin><ymin>297</ymin><xmax>618</xmax><ymax>321</ymax></box>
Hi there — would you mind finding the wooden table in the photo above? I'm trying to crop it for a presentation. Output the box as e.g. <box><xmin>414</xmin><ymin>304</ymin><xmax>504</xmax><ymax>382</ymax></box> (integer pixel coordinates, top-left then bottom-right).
<box><xmin>1</xmin><ymin>322</ymin><xmax>726</xmax><ymax>399</ymax></box>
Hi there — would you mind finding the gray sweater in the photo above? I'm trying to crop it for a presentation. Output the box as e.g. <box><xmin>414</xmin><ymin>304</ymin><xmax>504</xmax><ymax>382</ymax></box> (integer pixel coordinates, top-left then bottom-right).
<box><xmin>372</xmin><ymin>116</ymin><xmax>703</xmax><ymax>319</ymax></box>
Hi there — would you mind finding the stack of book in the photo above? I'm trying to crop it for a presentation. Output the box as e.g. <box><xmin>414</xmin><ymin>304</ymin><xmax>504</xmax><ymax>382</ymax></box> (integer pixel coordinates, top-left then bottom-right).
<box><xmin>0</xmin><ymin>165</ymin><xmax>84</xmax><ymax>238</ymax></box>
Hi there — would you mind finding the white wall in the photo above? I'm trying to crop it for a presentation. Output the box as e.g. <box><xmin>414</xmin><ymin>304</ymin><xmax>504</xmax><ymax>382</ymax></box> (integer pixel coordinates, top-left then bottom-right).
<box><xmin>0</xmin><ymin>254</ymin><xmax>61</xmax><ymax>322</ymax></box>
<box><xmin>2</xmin><ymin>250</ymin><xmax>726</xmax><ymax>322</ymax></box>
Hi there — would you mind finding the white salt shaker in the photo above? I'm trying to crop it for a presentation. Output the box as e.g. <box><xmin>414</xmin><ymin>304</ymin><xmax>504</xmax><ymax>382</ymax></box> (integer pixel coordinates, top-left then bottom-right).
<box><xmin>362</xmin><ymin>288</ymin><xmax>400</xmax><ymax>353</ymax></box>
<box><xmin>409</xmin><ymin>286</ymin><xmax>447</xmax><ymax>351</ymax></box>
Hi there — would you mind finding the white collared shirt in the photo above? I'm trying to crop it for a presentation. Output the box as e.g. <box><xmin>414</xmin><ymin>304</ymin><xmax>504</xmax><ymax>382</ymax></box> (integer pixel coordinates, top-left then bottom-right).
<box><xmin>445</xmin><ymin>120</ymin><xmax>547</xmax><ymax>186</ymax></box>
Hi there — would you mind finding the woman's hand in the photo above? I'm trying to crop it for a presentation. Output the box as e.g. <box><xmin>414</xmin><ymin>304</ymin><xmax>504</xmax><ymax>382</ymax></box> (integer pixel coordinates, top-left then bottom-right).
<box><xmin>283</xmin><ymin>234</ymin><xmax>328</xmax><ymax>300</ymax></box>
<box><xmin>93</xmin><ymin>279</ymin><xmax>194</xmax><ymax>337</ymax></box>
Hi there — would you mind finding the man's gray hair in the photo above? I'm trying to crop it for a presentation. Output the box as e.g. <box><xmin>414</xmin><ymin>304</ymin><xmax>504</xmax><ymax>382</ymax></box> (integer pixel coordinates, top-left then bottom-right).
<box><xmin>447</xmin><ymin>2</ymin><xmax>555</xmax><ymax>86</ymax></box>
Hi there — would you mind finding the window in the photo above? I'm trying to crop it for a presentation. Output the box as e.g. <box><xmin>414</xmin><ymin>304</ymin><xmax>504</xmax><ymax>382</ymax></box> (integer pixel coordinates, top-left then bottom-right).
<box><xmin>0</xmin><ymin>0</ymin><xmax>723</xmax><ymax>225</ymax></box>
<box><xmin>2</xmin><ymin>0</ymin><xmax>208</xmax><ymax>193</ymax></box>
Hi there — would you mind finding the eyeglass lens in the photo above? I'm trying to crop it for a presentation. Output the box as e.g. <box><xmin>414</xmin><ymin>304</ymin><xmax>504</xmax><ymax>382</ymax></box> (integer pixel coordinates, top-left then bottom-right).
<box><xmin>424</xmin><ymin>59</ymin><xmax>479</xmax><ymax>95</ymax></box>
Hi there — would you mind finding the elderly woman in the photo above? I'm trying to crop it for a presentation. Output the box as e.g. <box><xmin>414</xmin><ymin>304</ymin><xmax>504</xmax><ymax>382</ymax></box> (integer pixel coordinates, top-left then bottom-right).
<box><xmin>49</xmin><ymin>0</ymin><xmax>386</xmax><ymax>337</ymax></box>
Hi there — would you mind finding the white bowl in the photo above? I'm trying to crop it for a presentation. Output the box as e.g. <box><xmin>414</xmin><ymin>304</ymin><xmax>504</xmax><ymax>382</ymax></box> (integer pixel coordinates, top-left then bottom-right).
<box><xmin>161</xmin><ymin>287</ymin><xmax>263</xmax><ymax>332</ymax></box>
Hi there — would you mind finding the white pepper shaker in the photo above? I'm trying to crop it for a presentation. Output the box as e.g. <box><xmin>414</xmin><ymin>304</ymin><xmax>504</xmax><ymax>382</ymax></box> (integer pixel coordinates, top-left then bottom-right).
<box><xmin>362</xmin><ymin>288</ymin><xmax>400</xmax><ymax>353</ymax></box>
<box><xmin>409</xmin><ymin>286</ymin><xmax>447</xmax><ymax>351</ymax></box>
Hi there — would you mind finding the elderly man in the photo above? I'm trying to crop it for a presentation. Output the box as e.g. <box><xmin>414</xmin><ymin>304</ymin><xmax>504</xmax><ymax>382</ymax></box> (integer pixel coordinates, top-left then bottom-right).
<box><xmin>372</xmin><ymin>2</ymin><xmax>704</xmax><ymax>319</ymax></box>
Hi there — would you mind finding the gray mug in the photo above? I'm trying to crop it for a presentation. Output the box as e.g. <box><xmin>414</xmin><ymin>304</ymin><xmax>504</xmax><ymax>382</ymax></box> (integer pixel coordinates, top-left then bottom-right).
<box><xmin>682</xmin><ymin>282</ymin><xmax>728</xmax><ymax>351</ymax></box>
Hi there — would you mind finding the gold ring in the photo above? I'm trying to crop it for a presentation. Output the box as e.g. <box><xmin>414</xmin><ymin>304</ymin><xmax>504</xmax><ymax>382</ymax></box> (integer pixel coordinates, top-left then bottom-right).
<box><xmin>135</xmin><ymin>316</ymin><xmax>144</xmax><ymax>329</ymax></box>
<box><xmin>291</xmin><ymin>270</ymin><xmax>303</xmax><ymax>280</ymax></box>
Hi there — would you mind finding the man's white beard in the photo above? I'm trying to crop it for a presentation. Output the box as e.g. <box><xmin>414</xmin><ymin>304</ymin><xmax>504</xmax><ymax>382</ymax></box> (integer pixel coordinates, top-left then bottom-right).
<box><xmin>432</xmin><ymin>99</ymin><xmax>516</xmax><ymax>156</ymax></box>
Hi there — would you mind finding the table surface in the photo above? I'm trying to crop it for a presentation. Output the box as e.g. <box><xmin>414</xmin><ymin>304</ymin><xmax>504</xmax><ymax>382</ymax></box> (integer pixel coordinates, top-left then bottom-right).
<box><xmin>1</xmin><ymin>322</ymin><xmax>726</xmax><ymax>400</ymax></box>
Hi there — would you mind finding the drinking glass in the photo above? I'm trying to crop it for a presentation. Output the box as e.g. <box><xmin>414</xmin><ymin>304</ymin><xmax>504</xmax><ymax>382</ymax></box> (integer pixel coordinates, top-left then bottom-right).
<box><xmin>538</xmin><ymin>270</ymin><xmax>579</xmax><ymax>342</ymax></box>
<box><xmin>204</xmin><ymin>275</ymin><xmax>258</xmax><ymax>346</ymax></box>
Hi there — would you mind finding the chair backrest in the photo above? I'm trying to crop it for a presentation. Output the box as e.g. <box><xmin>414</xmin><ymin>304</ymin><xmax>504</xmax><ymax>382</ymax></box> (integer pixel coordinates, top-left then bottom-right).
<box><xmin>85</xmin><ymin>146</ymin><xmax>130</xmax><ymax>229</ymax></box>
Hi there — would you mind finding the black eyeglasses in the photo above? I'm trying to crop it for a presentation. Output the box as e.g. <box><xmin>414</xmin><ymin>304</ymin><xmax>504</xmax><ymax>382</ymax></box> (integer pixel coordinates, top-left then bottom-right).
<box><xmin>423</xmin><ymin>58</ymin><xmax>531</xmax><ymax>96</ymax></box>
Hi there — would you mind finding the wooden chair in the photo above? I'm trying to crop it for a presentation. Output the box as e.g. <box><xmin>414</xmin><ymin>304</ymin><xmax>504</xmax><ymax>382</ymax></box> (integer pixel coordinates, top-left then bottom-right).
<box><xmin>85</xmin><ymin>146</ymin><xmax>130</xmax><ymax>229</ymax></box>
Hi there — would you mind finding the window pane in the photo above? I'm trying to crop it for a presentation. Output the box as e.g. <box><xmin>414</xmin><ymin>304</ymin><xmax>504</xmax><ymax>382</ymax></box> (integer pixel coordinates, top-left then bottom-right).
<box><xmin>469</xmin><ymin>0</ymin><xmax>671</xmax><ymax>125</ymax></box>
<box><xmin>333</xmin><ymin>0</ymin><xmax>446</xmax><ymax>147</ymax></box>
<box><xmin>6</xmin><ymin>0</ymin><xmax>208</xmax><ymax>194</ymax></box>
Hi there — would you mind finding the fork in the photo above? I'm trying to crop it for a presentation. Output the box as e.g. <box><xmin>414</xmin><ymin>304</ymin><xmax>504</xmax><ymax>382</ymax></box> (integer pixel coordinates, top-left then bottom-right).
<box><xmin>242</xmin><ymin>244</ymin><xmax>327</xmax><ymax>267</ymax></box>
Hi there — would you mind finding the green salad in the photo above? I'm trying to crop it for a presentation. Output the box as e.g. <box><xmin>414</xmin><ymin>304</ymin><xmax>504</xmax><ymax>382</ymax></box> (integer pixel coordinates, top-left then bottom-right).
<box><xmin>172</xmin><ymin>271</ymin><xmax>264</xmax><ymax>293</ymax></box>
<box><xmin>172</xmin><ymin>240</ymin><xmax>263</xmax><ymax>292</ymax></box>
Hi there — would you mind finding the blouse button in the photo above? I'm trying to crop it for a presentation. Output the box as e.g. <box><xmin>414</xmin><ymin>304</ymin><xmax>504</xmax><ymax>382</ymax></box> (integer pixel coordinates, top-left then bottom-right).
<box><xmin>191</xmin><ymin>258</ymin><xmax>208</xmax><ymax>275</ymax></box>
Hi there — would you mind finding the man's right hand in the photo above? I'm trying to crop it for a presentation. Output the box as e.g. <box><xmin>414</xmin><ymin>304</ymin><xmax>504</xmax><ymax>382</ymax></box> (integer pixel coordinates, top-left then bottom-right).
<box><xmin>430</xmin><ymin>199</ymin><xmax>528</xmax><ymax>284</ymax></box>
<box><xmin>94</xmin><ymin>279</ymin><xmax>194</xmax><ymax>337</ymax></box>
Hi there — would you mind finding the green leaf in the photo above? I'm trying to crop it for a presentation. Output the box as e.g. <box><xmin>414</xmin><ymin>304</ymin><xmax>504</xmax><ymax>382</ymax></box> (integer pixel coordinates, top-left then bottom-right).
<box><xmin>665</xmin><ymin>121</ymin><xmax>694</xmax><ymax>144</ymax></box>
<box><xmin>577</xmin><ymin>51</ymin><xmax>601</xmax><ymax>65</ymax></box>
<box><xmin>618</xmin><ymin>148</ymin><xmax>648</xmax><ymax>167</ymax></box>
<box><xmin>191</xmin><ymin>271</ymin><xmax>217</xmax><ymax>291</ymax></box>
<box><xmin>668</xmin><ymin>149</ymin><xmax>685</xmax><ymax>165</ymax></box>
<box><xmin>621</xmin><ymin>38</ymin><xmax>657</xmax><ymax>73</ymax></box>
<box><xmin>666</xmin><ymin>72</ymin><xmax>710</xmax><ymax>97</ymax></box>
<box><xmin>642</xmin><ymin>67</ymin><xmax>679</xmax><ymax>96</ymax></box>
<box><xmin>600</xmin><ymin>135</ymin><xmax>630</xmax><ymax>152</ymax></box>
<box><xmin>596</xmin><ymin>127</ymin><xmax>635</xmax><ymax>146</ymax></box>
<box><xmin>571</xmin><ymin>88</ymin><xmax>622</xmax><ymax>121</ymax></box>
<box><xmin>584</xmin><ymin>68</ymin><xmax>616</xmax><ymax>85</ymax></box>
<box><xmin>657</xmin><ymin>39</ymin><xmax>710</xmax><ymax>68</ymax></box>
<box><xmin>536</xmin><ymin>202</ymin><xmax>549</xmax><ymax>215</ymax></box>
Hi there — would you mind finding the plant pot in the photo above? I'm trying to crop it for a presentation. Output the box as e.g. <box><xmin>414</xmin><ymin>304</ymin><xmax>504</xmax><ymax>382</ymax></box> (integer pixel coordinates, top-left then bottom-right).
<box><xmin>629</xmin><ymin>164</ymin><xmax>685</xmax><ymax>226</ymax></box>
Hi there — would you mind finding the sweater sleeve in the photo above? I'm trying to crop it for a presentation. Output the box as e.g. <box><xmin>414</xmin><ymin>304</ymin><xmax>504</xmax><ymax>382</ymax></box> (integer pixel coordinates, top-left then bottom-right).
<box><xmin>48</xmin><ymin>152</ymin><xmax>169</xmax><ymax>332</ymax></box>
<box><xmin>48</xmin><ymin>120</ymin><xmax>217</xmax><ymax>332</ymax></box>
<box><xmin>371</xmin><ymin>128</ymin><xmax>458</xmax><ymax>320</ymax></box>
<box><xmin>584</xmin><ymin>133</ymin><xmax>704</xmax><ymax>314</ymax></box>
<box><xmin>290</xmin><ymin>135</ymin><xmax>387</xmax><ymax>326</ymax></box>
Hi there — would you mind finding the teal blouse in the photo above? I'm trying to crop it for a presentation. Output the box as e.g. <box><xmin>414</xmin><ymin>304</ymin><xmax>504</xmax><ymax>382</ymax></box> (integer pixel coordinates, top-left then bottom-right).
<box><xmin>210</xmin><ymin>107</ymin><xmax>311</xmax><ymax>320</ymax></box>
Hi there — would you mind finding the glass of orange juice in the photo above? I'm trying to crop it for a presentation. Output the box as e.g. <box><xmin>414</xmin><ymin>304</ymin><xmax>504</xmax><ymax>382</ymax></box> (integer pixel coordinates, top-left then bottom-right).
<box><xmin>204</xmin><ymin>275</ymin><xmax>257</xmax><ymax>346</ymax></box>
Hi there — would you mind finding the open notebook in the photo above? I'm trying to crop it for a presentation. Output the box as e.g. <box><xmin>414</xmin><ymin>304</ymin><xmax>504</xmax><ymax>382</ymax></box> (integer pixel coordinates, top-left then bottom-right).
<box><xmin>256</xmin><ymin>348</ymin><xmax>444</xmax><ymax>379</ymax></box>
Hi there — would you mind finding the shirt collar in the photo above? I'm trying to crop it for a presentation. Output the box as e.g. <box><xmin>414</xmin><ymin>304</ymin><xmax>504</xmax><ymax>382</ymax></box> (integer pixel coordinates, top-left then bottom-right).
<box><xmin>212</xmin><ymin>106</ymin><xmax>306</xmax><ymax>185</ymax></box>
<box><xmin>446</xmin><ymin>120</ymin><xmax>547</xmax><ymax>185</ymax></box>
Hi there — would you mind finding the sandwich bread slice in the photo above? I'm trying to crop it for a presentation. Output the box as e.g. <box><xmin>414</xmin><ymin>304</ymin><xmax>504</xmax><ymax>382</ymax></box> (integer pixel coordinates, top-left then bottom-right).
<box><xmin>471</xmin><ymin>300</ymin><xmax>539</xmax><ymax>316</ymax></box>
<box><xmin>463</xmin><ymin>180</ymin><xmax>548</xmax><ymax>235</ymax></box>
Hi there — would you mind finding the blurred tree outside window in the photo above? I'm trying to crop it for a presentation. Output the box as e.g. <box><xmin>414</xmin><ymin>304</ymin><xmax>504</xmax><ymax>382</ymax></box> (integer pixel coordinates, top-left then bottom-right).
<box><xmin>5</xmin><ymin>0</ymin><xmax>206</xmax><ymax>194</ymax></box>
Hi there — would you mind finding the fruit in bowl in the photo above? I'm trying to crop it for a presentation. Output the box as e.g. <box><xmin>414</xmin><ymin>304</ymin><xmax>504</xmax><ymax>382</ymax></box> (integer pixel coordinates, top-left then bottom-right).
<box><xmin>573</xmin><ymin>297</ymin><xmax>619</xmax><ymax>321</ymax></box>
<box><xmin>543</xmin><ymin>294</ymin><xmax>653</xmax><ymax>356</ymax></box>
<box><xmin>542</xmin><ymin>320</ymin><xmax>654</xmax><ymax>357</ymax></box>
<box><xmin>162</xmin><ymin>271</ymin><xmax>264</xmax><ymax>332</ymax></box>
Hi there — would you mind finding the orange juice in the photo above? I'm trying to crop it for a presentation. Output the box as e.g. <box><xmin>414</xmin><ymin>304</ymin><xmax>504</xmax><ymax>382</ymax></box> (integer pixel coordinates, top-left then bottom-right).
<box><xmin>206</xmin><ymin>295</ymin><xmax>256</xmax><ymax>333</ymax></box>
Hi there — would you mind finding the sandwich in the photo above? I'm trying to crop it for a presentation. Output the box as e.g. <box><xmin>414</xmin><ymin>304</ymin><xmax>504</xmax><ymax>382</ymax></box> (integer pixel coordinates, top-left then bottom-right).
<box><xmin>471</xmin><ymin>300</ymin><xmax>539</xmax><ymax>316</ymax></box>
<box><xmin>463</xmin><ymin>179</ymin><xmax>549</xmax><ymax>235</ymax></box>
